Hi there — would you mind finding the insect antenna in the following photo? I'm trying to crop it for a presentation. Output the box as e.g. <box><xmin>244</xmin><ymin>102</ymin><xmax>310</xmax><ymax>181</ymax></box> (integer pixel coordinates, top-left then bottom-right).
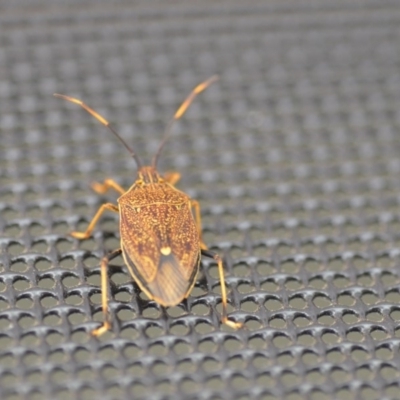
<box><xmin>54</xmin><ymin>93</ymin><xmax>143</xmax><ymax>168</ymax></box>
<box><xmin>152</xmin><ymin>75</ymin><xmax>219</xmax><ymax>168</ymax></box>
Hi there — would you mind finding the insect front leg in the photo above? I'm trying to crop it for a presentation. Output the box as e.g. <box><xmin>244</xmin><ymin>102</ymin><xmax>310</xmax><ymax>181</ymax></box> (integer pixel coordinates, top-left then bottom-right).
<box><xmin>71</xmin><ymin>203</ymin><xmax>118</xmax><ymax>239</ymax></box>
<box><xmin>92</xmin><ymin>248</ymin><xmax>123</xmax><ymax>336</ymax></box>
<box><xmin>201</xmin><ymin>249</ymin><xmax>242</xmax><ymax>329</ymax></box>
<box><xmin>163</xmin><ymin>171</ymin><xmax>181</xmax><ymax>186</ymax></box>
<box><xmin>91</xmin><ymin>178</ymin><xmax>125</xmax><ymax>195</ymax></box>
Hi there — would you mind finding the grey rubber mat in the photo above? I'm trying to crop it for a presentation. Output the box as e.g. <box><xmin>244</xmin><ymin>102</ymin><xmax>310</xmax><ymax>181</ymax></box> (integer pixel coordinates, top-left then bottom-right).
<box><xmin>1</xmin><ymin>1</ymin><xmax>400</xmax><ymax>399</ymax></box>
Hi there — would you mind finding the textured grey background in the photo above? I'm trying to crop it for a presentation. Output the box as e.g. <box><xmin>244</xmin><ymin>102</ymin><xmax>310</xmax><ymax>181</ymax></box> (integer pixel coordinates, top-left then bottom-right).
<box><xmin>1</xmin><ymin>1</ymin><xmax>400</xmax><ymax>399</ymax></box>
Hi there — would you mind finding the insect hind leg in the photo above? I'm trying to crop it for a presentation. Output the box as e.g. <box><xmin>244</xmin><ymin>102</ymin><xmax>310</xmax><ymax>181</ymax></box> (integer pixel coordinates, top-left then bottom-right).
<box><xmin>201</xmin><ymin>249</ymin><xmax>242</xmax><ymax>329</ymax></box>
<box><xmin>92</xmin><ymin>248</ymin><xmax>123</xmax><ymax>337</ymax></box>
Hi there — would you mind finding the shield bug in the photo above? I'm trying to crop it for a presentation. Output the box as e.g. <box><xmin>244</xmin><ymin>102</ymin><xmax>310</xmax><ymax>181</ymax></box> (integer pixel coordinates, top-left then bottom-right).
<box><xmin>55</xmin><ymin>76</ymin><xmax>242</xmax><ymax>336</ymax></box>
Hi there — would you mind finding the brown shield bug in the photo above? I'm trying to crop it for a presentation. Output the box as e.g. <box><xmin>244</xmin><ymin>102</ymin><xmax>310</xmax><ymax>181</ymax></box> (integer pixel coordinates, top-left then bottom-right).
<box><xmin>55</xmin><ymin>76</ymin><xmax>242</xmax><ymax>336</ymax></box>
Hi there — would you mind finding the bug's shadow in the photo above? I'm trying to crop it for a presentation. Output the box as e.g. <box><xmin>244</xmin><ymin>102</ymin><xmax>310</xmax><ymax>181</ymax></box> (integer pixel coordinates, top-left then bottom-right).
<box><xmin>195</xmin><ymin>269</ymin><xmax>209</xmax><ymax>291</ymax></box>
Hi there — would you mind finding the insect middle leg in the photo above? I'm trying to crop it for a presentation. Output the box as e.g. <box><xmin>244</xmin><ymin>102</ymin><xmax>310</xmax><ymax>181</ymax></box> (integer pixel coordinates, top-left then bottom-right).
<box><xmin>201</xmin><ymin>249</ymin><xmax>242</xmax><ymax>329</ymax></box>
<box><xmin>71</xmin><ymin>203</ymin><xmax>118</xmax><ymax>239</ymax></box>
<box><xmin>92</xmin><ymin>248</ymin><xmax>123</xmax><ymax>336</ymax></box>
<box><xmin>190</xmin><ymin>199</ymin><xmax>205</xmax><ymax>248</ymax></box>
<box><xmin>91</xmin><ymin>178</ymin><xmax>125</xmax><ymax>195</ymax></box>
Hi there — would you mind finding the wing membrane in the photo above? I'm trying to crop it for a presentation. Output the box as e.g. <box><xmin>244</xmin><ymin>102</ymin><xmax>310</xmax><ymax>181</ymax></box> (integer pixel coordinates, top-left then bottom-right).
<box><xmin>123</xmin><ymin>249</ymin><xmax>199</xmax><ymax>305</ymax></box>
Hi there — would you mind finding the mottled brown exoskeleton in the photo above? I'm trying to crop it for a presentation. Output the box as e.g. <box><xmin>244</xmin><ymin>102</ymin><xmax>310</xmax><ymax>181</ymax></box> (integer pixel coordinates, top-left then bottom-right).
<box><xmin>55</xmin><ymin>76</ymin><xmax>242</xmax><ymax>336</ymax></box>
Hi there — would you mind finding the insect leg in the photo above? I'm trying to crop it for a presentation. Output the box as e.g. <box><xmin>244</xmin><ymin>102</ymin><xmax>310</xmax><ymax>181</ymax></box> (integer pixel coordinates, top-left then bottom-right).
<box><xmin>163</xmin><ymin>171</ymin><xmax>181</xmax><ymax>186</ymax></box>
<box><xmin>91</xmin><ymin>178</ymin><xmax>125</xmax><ymax>195</ymax></box>
<box><xmin>201</xmin><ymin>249</ymin><xmax>242</xmax><ymax>329</ymax></box>
<box><xmin>71</xmin><ymin>203</ymin><xmax>118</xmax><ymax>239</ymax></box>
<box><xmin>190</xmin><ymin>199</ymin><xmax>205</xmax><ymax>247</ymax></box>
<box><xmin>92</xmin><ymin>248</ymin><xmax>123</xmax><ymax>336</ymax></box>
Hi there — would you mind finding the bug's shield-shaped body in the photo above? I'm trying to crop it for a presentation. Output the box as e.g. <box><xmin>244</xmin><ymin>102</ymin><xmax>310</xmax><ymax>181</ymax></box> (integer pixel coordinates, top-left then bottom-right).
<box><xmin>118</xmin><ymin>181</ymin><xmax>200</xmax><ymax>306</ymax></box>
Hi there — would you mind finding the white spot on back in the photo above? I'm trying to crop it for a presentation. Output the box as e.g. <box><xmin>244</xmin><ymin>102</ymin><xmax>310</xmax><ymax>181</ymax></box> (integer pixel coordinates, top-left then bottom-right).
<box><xmin>161</xmin><ymin>247</ymin><xmax>171</xmax><ymax>255</ymax></box>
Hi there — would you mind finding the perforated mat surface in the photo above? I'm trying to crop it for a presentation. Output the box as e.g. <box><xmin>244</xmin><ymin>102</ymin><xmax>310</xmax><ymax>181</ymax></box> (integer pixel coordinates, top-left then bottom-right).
<box><xmin>1</xmin><ymin>1</ymin><xmax>400</xmax><ymax>399</ymax></box>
